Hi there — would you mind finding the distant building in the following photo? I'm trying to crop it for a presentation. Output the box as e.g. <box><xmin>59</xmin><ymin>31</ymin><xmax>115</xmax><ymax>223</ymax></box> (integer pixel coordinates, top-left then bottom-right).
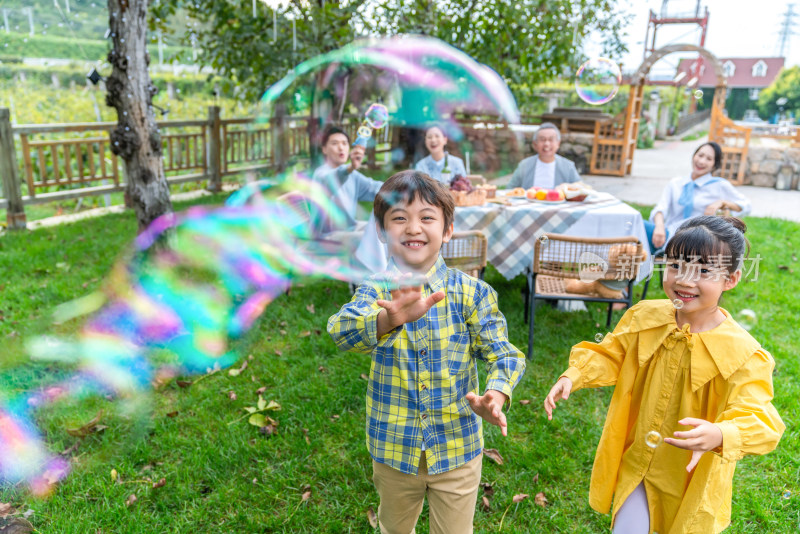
<box><xmin>675</xmin><ymin>57</ymin><xmax>785</xmax><ymax>119</ymax></box>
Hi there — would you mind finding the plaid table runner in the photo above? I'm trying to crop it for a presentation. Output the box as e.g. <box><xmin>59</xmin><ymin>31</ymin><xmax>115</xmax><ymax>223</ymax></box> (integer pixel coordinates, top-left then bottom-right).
<box><xmin>454</xmin><ymin>195</ymin><xmax>623</xmax><ymax>280</ymax></box>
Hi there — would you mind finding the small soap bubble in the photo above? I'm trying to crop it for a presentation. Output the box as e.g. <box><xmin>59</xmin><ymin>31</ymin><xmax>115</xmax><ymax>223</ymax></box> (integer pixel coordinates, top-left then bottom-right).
<box><xmin>538</xmin><ymin>235</ymin><xmax>549</xmax><ymax>246</ymax></box>
<box><xmin>124</xmin><ymin>127</ymin><xmax>130</xmax><ymax>131</ymax></box>
<box><xmin>364</xmin><ymin>103</ymin><xmax>389</xmax><ymax>129</ymax></box>
<box><xmin>574</xmin><ymin>57</ymin><xmax>621</xmax><ymax>106</ymax></box>
<box><xmin>672</xmin><ymin>298</ymin><xmax>684</xmax><ymax>310</ymax></box>
<box><xmin>625</xmin><ymin>221</ymin><xmax>632</xmax><ymax>230</ymax></box>
<box><xmin>782</xmin><ymin>490</ymin><xmax>791</xmax><ymax>499</ymax></box>
<box><xmin>594</xmin><ymin>333</ymin><xmax>604</xmax><ymax>343</ymax></box>
<box><xmin>693</xmin><ymin>89</ymin><xmax>703</xmax><ymax>100</ymax></box>
<box><xmin>735</xmin><ymin>309</ymin><xmax>757</xmax><ymax>330</ymax></box>
<box><xmin>645</xmin><ymin>430</ymin><xmax>663</xmax><ymax>449</ymax></box>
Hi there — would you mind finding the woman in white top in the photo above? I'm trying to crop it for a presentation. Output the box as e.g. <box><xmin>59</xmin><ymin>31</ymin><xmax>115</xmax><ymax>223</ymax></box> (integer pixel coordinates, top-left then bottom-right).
<box><xmin>647</xmin><ymin>141</ymin><xmax>751</xmax><ymax>253</ymax></box>
<box><xmin>414</xmin><ymin>125</ymin><xmax>467</xmax><ymax>184</ymax></box>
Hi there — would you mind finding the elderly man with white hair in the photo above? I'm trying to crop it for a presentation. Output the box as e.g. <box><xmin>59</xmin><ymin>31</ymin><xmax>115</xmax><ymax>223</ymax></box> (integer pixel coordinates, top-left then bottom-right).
<box><xmin>508</xmin><ymin>122</ymin><xmax>581</xmax><ymax>189</ymax></box>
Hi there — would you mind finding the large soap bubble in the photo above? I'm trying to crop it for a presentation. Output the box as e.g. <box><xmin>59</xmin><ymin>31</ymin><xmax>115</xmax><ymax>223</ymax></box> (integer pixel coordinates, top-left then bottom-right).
<box><xmin>0</xmin><ymin>35</ymin><xmax>520</xmax><ymax>496</ymax></box>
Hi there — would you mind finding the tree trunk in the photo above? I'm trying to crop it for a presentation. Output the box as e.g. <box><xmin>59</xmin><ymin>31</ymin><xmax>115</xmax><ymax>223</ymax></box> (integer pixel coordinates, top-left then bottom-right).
<box><xmin>107</xmin><ymin>0</ymin><xmax>172</xmax><ymax>232</ymax></box>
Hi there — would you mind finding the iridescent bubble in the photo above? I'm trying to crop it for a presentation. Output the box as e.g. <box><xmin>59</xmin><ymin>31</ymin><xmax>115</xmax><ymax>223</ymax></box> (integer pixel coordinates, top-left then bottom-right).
<box><xmin>594</xmin><ymin>333</ymin><xmax>604</xmax><ymax>343</ymax></box>
<box><xmin>736</xmin><ymin>309</ymin><xmax>757</xmax><ymax>330</ymax></box>
<box><xmin>1</xmin><ymin>35</ymin><xmax>521</xmax><ymax>495</ymax></box>
<box><xmin>538</xmin><ymin>235</ymin><xmax>549</xmax><ymax>246</ymax></box>
<box><xmin>672</xmin><ymin>298</ymin><xmax>684</xmax><ymax>310</ymax></box>
<box><xmin>693</xmin><ymin>89</ymin><xmax>704</xmax><ymax>100</ymax></box>
<box><xmin>365</xmin><ymin>103</ymin><xmax>389</xmax><ymax>129</ymax></box>
<box><xmin>574</xmin><ymin>57</ymin><xmax>622</xmax><ymax>106</ymax></box>
<box><xmin>783</xmin><ymin>490</ymin><xmax>792</xmax><ymax>499</ymax></box>
<box><xmin>645</xmin><ymin>430</ymin><xmax>663</xmax><ymax>449</ymax></box>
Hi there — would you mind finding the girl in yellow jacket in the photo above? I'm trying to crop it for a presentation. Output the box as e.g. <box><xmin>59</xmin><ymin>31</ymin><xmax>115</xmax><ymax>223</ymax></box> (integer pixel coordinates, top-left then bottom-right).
<box><xmin>544</xmin><ymin>215</ymin><xmax>784</xmax><ymax>534</ymax></box>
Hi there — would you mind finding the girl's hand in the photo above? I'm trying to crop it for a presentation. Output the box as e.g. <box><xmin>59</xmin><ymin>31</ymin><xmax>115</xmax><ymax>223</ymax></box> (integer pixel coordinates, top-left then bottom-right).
<box><xmin>543</xmin><ymin>377</ymin><xmax>573</xmax><ymax>421</ymax></box>
<box><xmin>664</xmin><ymin>417</ymin><xmax>723</xmax><ymax>472</ymax></box>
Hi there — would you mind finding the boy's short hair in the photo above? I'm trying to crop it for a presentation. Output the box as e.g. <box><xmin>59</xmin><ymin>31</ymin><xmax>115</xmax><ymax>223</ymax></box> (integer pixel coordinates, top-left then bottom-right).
<box><xmin>321</xmin><ymin>126</ymin><xmax>349</xmax><ymax>146</ymax></box>
<box><xmin>374</xmin><ymin>170</ymin><xmax>455</xmax><ymax>233</ymax></box>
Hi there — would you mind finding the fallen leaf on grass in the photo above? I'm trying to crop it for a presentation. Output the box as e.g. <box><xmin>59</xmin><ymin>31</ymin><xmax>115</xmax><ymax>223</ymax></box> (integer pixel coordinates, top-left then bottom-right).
<box><xmin>259</xmin><ymin>424</ymin><xmax>277</xmax><ymax>436</ymax></box>
<box><xmin>512</xmin><ymin>493</ymin><xmax>529</xmax><ymax>503</ymax></box>
<box><xmin>0</xmin><ymin>502</ymin><xmax>15</xmax><ymax>516</ymax></box>
<box><xmin>125</xmin><ymin>494</ymin><xmax>137</xmax><ymax>507</ymax></box>
<box><xmin>480</xmin><ymin>496</ymin><xmax>491</xmax><ymax>512</ymax></box>
<box><xmin>176</xmin><ymin>380</ymin><xmax>193</xmax><ymax>388</ymax></box>
<box><xmin>0</xmin><ymin>517</ymin><xmax>33</xmax><ymax>533</ymax></box>
<box><xmin>110</xmin><ymin>469</ymin><xmax>118</xmax><ymax>482</ymax></box>
<box><xmin>318</xmin><ymin>366</ymin><xmax>327</xmax><ymax>373</ymax></box>
<box><xmin>66</xmin><ymin>411</ymin><xmax>105</xmax><ymax>438</ymax></box>
<box><xmin>367</xmin><ymin>506</ymin><xmax>378</xmax><ymax>528</ymax></box>
<box><xmin>481</xmin><ymin>483</ymin><xmax>494</xmax><ymax>497</ymax></box>
<box><xmin>301</xmin><ymin>489</ymin><xmax>312</xmax><ymax>502</ymax></box>
<box><xmin>228</xmin><ymin>361</ymin><xmax>248</xmax><ymax>377</ymax></box>
<box><xmin>359</xmin><ymin>373</ymin><xmax>369</xmax><ymax>380</ymax></box>
<box><xmin>60</xmin><ymin>442</ymin><xmax>80</xmax><ymax>456</ymax></box>
<box><xmin>274</xmin><ymin>350</ymin><xmax>283</xmax><ymax>357</ymax></box>
<box><xmin>152</xmin><ymin>478</ymin><xmax>166</xmax><ymax>489</ymax></box>
<box><xmin>330</xmin><ymin>414</ymin><xmax>340</xmax><ymax>421</ymax></box>
<box><xmin>279</xmin><ymin>329</ymin><xmax>287</xmax><ymax>336</ymax></box>
<box><xmin>299</xmin><ymin>331</ymin><xmax>311</xmax><ymax>338</ymax></box>
<box><xmin>518</xmin><ymin>399</ymin><xmax>531</xmax><ymax>405</ymax></box>
<box><xmin>256</xmin><ymin>386</ymin><xmax>267</xmax><ymax>395</ymax></box>
<box><xmin>302</xmin><ymin>428</ymin><xmax>310</xmax><ymax>444</ymax></box>
<box><xmin>483</xmin><ymin>448</ymin><xmax>504</xmax><ymax>465</ymax></box>
<box><xmin>534</xmin><ymin>492</ymin><xmax>548</xmax><ymax>507</ymax></box>
<box><xmin>228</xmin><ymin>391</ymin><xmax>237</xmax><ymax>401</ymax></box>
<box><xmin>532</xmin><ymin>473</ymin><xmax>539</xmax><ymax>484</ymax></box>
<box><xmin>778</xmin><ymin>265</ymin><xmax>789</xmax><ymax>270</ymax></box>
<box><xmin>166</xmin><ymin>411</ymin><xmax>179</xmax><ymax>418</ymax></box>
<box><xmin>279</xmin><ymin>321</ymin><xmax>288</xmax><ymax>327</ymax></box>
<box><xmin>306</xmin><ymin>304</ymin><xmax>315</xmax><ymax>314</ymax></box>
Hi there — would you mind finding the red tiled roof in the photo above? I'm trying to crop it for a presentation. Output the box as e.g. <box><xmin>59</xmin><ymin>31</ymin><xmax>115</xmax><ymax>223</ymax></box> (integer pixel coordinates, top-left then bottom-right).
<box><xmin>675</xmin><ymin>57</ymin><xmax>784</xmax><ymax>88</ymax></box>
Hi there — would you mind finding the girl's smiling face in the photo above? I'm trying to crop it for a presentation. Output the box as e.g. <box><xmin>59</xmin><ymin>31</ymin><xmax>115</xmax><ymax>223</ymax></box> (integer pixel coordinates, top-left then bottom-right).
<box><xmin>663</xmin><ymin>257</ymin><xmax>741</xmax><ymax>330</ymax></box>
<box><xmin>424</xmin><ymin>127</ymin><xmax>447</xmax><ymax>160</ymax></box>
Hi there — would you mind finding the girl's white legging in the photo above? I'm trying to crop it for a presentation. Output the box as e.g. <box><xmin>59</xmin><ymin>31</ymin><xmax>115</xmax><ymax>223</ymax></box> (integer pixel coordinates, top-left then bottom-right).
<box><xmin>612</xmin><ymin>483</ymin><xmax>651</xmax><ymax>534</ymax></box>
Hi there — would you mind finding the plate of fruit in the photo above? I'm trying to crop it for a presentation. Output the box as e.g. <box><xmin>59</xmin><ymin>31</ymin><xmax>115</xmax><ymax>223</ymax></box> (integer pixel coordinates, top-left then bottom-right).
<box><xmin>526</xmin><ymin>187</ymin><xmax>566</xmax><ymax>204</ymax></box>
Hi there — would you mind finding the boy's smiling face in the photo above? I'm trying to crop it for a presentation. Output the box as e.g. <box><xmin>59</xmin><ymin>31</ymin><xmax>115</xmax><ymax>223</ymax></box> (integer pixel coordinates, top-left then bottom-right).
<box><xmin>379</xmin><ymin>195</ymin><xmax>453</xmax><ymax>274</ymax></box>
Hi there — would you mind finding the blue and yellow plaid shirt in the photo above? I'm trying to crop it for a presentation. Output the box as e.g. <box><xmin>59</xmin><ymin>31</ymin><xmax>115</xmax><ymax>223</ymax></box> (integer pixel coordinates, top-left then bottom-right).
<box><xmin>327</xmin><ymin>256</ymin><xmax>526</xmax><ymax>475</ymax></box>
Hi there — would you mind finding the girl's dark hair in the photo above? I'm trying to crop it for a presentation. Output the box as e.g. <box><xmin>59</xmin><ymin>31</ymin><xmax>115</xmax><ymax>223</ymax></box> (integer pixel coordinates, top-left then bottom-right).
<box><xmin>374</xmin><ymin>170</ymin><xmax>454</xmax><ymax>232</ymax></box>
<box><xmin>665</xmin><ymin>215</ymin><xmax>749</xmax><ymax>273</ymax></box>
<box><xmin>693</xmin><ymin>141</ymin><xmax>723</xmax><ymax>172</ymax></box>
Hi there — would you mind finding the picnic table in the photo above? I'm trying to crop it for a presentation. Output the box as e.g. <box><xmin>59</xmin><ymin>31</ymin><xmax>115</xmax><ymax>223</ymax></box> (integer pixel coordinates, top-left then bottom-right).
<box><xmin>354</xmin><ymin>191</ymin><xmax>651</xmax><ymax>283</ymax></box>
<box><xmin>453</xmin><ymin>191</ymin><xmax>652</xmax><ymax>282</ymax></box>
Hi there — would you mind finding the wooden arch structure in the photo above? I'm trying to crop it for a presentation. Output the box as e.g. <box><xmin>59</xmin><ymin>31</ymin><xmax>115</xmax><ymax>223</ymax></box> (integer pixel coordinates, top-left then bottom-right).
<box><xmin>590</xmin><ymin>44</ymin><xmax>750</xmax><ymax>184</ymax></box>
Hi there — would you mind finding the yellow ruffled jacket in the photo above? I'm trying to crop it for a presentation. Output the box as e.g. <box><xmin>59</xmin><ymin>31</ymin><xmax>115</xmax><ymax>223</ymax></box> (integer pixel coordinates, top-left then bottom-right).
<box><xmin>562</xmin><ymin>300</ymin><xmax>785</xmax><ymax>533</ymax></box>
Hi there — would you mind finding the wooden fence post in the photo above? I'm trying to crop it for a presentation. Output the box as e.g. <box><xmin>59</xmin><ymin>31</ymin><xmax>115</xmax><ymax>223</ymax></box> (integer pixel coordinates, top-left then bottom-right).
<box><xmin>0</xmin><ymin>108</ymin><xmax>26</xmax><ymax>229</ymax></box>
<box><xmin>207</xmin><ymin>105</ymin><xmax>222</xmax><ymax>192</ymax></box>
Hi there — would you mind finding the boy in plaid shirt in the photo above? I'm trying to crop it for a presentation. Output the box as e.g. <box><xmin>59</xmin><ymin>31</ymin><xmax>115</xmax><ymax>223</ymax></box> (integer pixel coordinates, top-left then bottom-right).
<box><xmin>327</xmin><ymin>171</ymin><xmax>526</xmax><ymax>534</ymax></box>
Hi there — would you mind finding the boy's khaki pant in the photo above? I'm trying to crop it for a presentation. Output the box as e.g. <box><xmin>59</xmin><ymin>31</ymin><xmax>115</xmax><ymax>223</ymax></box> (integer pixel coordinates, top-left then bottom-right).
<box><xmin>372</xmin><ymin>453</ymin><xmax>482</xmax><ymax>534</ymax></box>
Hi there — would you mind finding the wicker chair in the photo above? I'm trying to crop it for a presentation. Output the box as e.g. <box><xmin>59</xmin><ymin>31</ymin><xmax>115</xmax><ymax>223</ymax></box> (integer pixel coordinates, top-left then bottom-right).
<box><xmin>524</xmin><ymin>234</ymin><xmax>646</xmax><ymax>358</ymax></box>
<box><xmin>442</xmin><ymin>231</ymin><xmax>488</xmax><ymax>279</ymax></box>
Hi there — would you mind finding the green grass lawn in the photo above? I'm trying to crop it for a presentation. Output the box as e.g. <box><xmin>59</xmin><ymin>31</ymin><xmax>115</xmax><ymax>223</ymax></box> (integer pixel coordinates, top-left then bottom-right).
<box><xmin>0</xmin><ymin>199</ymin><xmax>798</xmax><ymax>533</ymax></box>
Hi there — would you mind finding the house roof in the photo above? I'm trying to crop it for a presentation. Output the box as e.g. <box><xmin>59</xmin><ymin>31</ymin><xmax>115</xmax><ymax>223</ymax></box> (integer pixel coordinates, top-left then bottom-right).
<box><xmin>675</xmin><ymin>57</ymin><xmax>784</xmax><ymax>88</ymax></box>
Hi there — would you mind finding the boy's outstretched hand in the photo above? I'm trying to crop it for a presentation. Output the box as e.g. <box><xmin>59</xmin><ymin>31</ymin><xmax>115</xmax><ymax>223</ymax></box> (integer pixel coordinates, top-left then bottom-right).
<box><xmin>664</xmin><ymin>417</ymin><xmax>723</xmax><ymax>472</ymax></box>
<box><xmin>466</xmin><ymin>390</ymin><xmax>509</xmax><ymax>436</ymax></box>
<box><xmin>543</xmin><ymin>377</ymin><xmax>573</xmax><ymax>420</ymax></box>
<box><xmin>375</xmin><ymin>279</ymin><xmax>444</xmax><ymax>338</ymax></box>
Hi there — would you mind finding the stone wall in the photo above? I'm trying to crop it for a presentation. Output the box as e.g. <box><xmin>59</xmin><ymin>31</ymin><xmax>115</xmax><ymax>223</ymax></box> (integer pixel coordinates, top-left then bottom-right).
<box><xmin>745</xmin><ymin>147</ymin><xmax>800</xmax><ymax>190</ymax></box>
<box><xmin>557</xmin><ymin>132</ymin><xmax>594</xmax><ymax>175</ymax></box>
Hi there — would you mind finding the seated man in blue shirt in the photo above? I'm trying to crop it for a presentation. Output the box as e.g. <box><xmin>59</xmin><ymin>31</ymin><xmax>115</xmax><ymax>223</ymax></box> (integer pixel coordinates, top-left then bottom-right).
<box><xmin>507</xmin><ymin>122</ymin><xmax>581</xmax><ymax>190</ymax></box>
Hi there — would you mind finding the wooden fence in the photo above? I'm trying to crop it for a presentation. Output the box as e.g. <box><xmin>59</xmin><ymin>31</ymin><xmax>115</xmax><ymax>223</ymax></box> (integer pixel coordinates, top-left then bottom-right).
<box><xmin>1</xmin><ymin>109</ymin><xmax>540</xmax><ymax>228</ymax></box>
